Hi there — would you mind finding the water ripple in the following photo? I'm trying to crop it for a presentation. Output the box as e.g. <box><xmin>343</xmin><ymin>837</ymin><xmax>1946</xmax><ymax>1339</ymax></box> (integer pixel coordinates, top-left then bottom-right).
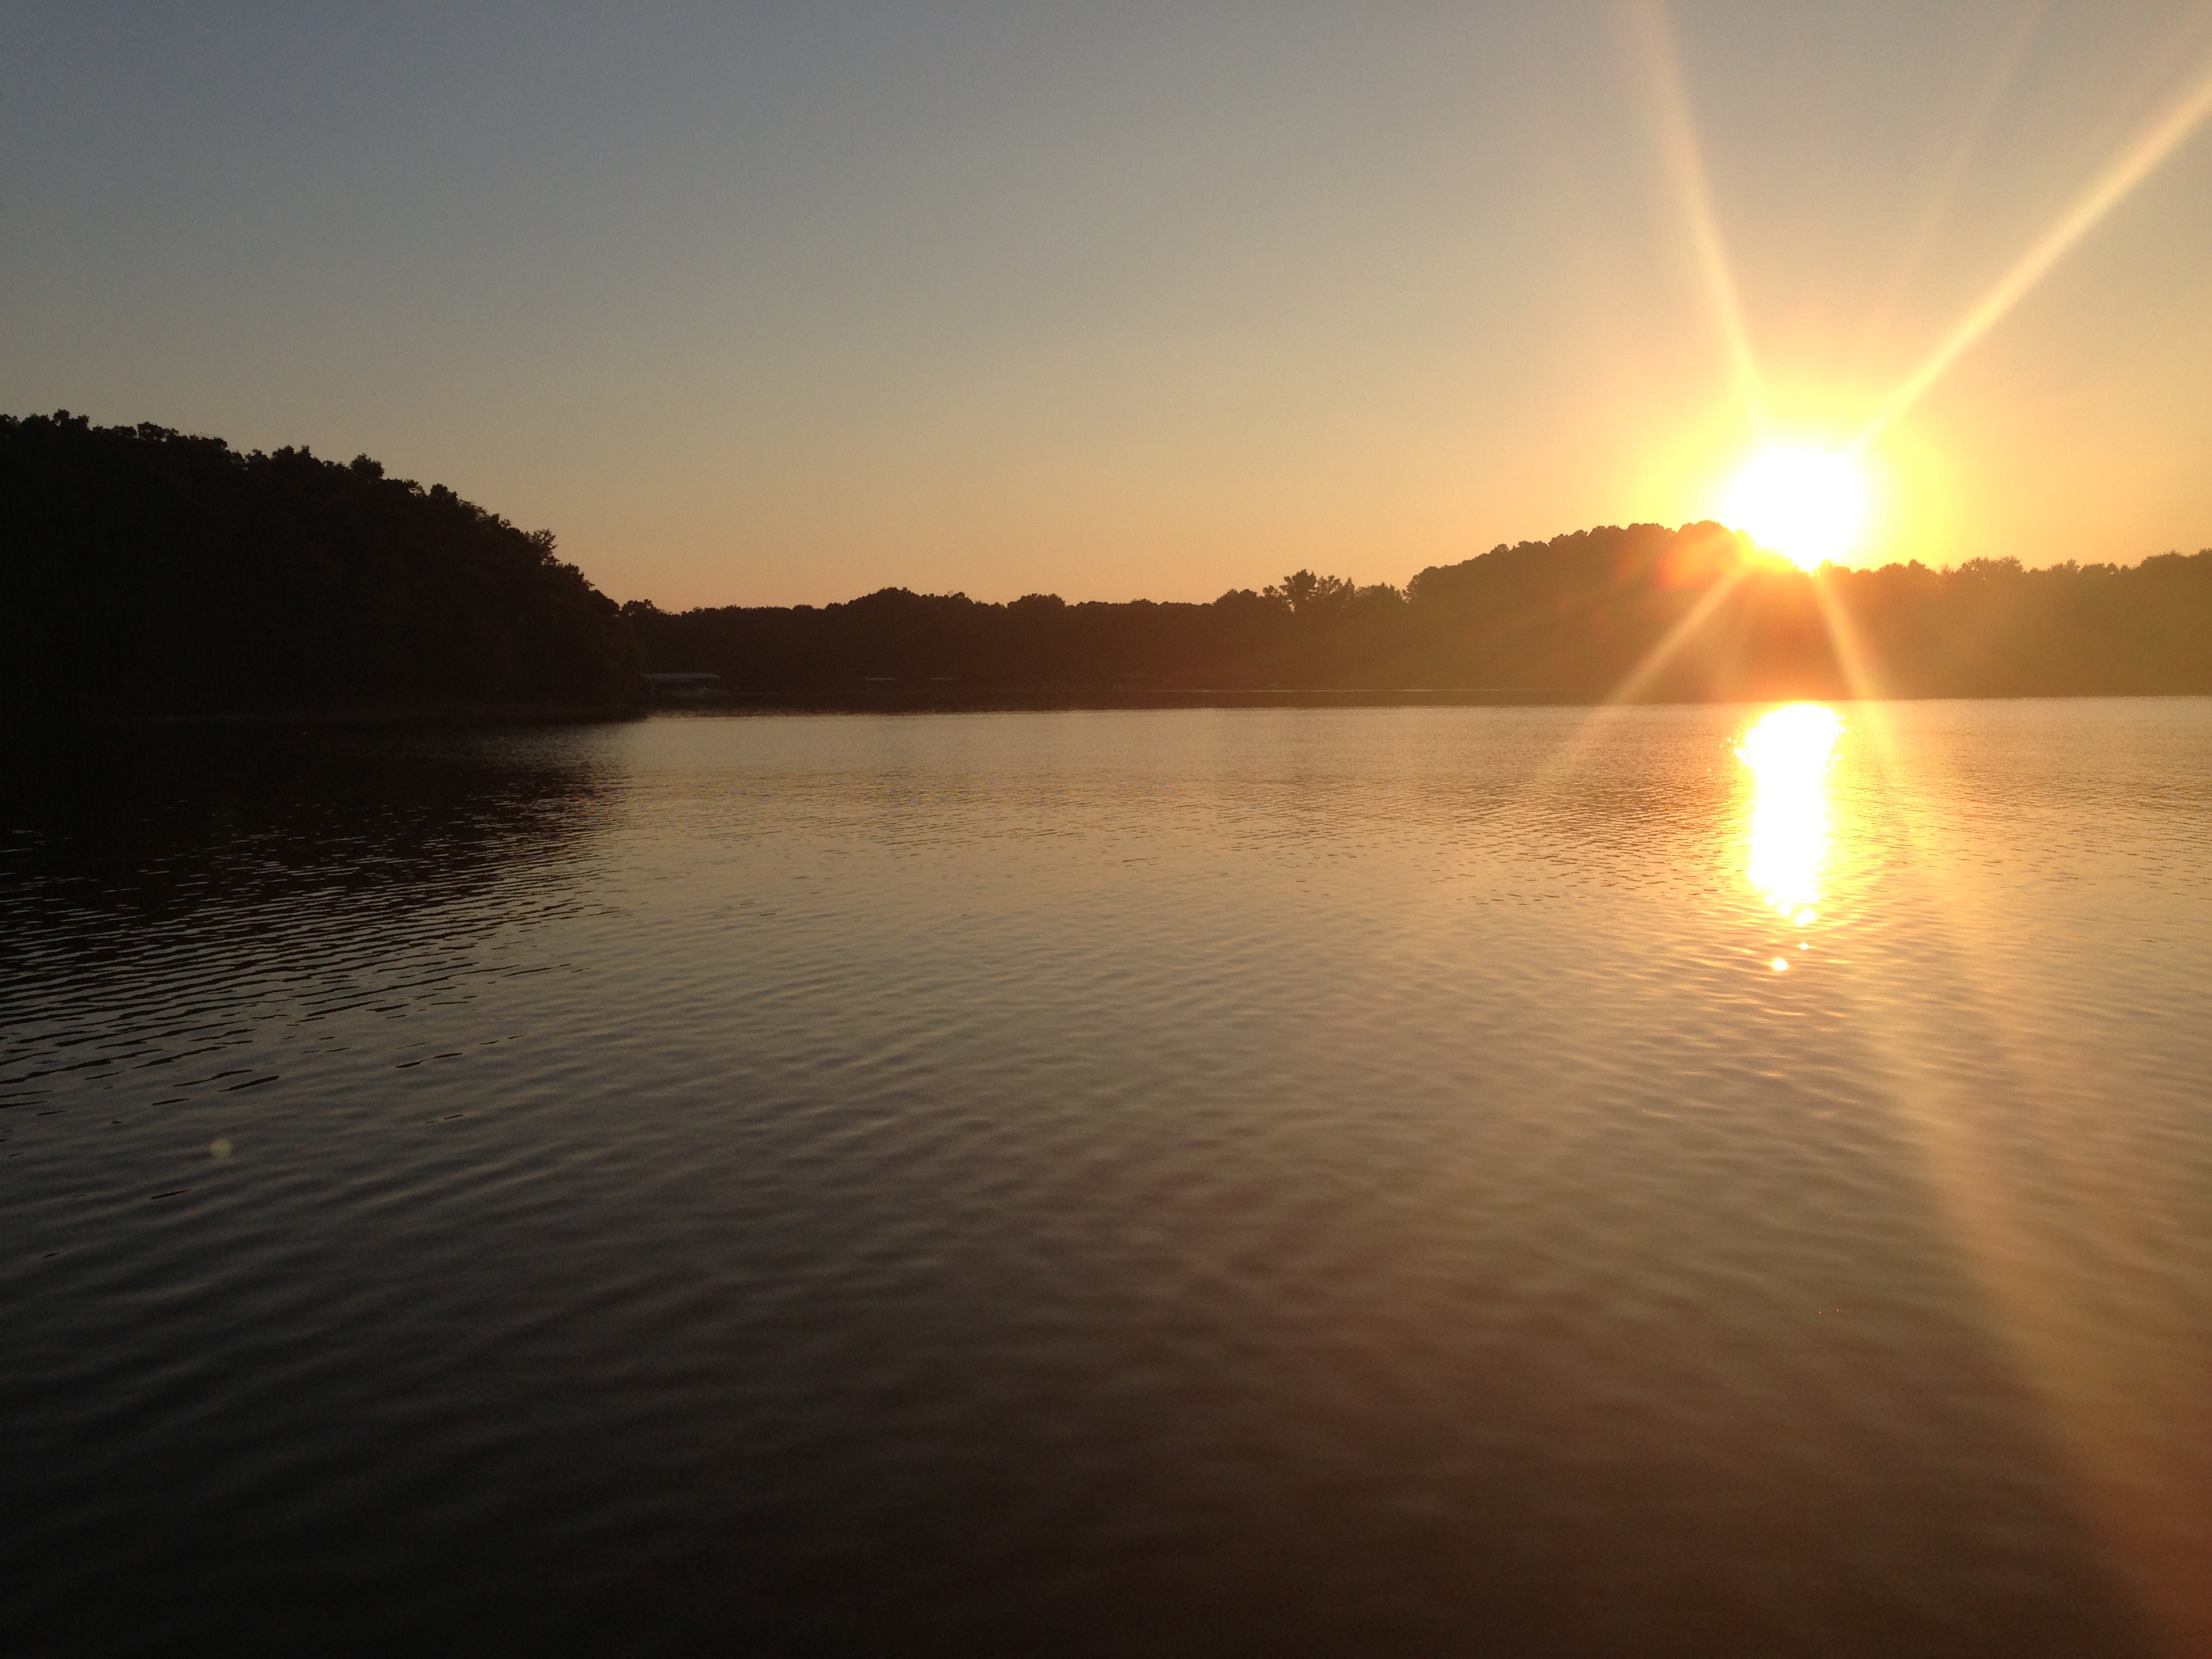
<box><xmin>4</xmin><ymin>703</ymin><xmax>2209</xmax><ymax>1655</ymax></box>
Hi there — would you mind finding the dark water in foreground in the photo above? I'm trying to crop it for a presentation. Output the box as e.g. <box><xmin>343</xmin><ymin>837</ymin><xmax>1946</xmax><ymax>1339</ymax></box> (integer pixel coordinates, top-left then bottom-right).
<box><xmin>5</xmin><ymin>702</ymin><xmax>2211</xmax><ymax>1657</ymax></box>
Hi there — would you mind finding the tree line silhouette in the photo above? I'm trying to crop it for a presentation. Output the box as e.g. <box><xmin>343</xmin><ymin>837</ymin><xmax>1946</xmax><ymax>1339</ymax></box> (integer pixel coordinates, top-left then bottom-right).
<box><xmin>8</xmin><ymin>411</ymin><xmax>2208</xmax><ymax>716</ymax></box>
<box><xmin>629</xmin><ymin>527</ymin><xmax>2212</xmax><ymax>701</ymax></box>
<box><xmin>3</xmin><ymin>412</ymin><xmax>638</xmax><ymax>717</ymax></box>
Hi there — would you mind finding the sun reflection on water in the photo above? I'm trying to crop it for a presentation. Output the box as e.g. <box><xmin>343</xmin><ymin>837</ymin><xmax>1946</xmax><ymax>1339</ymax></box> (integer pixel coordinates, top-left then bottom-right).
<box><xmin>1738</xmin><ymin>704</ymin><xmax>1843</xmax><ymax>924</ymax></box>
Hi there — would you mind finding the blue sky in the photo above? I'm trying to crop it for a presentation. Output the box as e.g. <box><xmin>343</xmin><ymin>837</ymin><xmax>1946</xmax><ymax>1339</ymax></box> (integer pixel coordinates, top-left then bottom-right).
<box><xmin>6</xmin><ymin>3</ymin><xmax>2210</xmax><ymax>605</ymax></box>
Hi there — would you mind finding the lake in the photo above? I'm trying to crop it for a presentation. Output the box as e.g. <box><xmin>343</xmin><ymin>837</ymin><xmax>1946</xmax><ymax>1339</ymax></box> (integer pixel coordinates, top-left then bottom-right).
<box><xmin>5</xmin><ymin>701</ymin><xmax>2211</xmax><ymax>1656</ymax></box>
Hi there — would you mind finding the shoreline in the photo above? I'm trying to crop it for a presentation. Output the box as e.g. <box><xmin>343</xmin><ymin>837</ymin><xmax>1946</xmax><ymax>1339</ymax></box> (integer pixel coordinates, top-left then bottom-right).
<box><xmin>12</xmin><ymin>703</ymin><xmax>648</xmax><ymax>733</ymax></box>
<box><xmin>656</xmin><ymin>687</ymin><xmax>1591</xmax><ymax>714</ymax></box>
<box><xmin>644</xmin><ymin>687</ymin><xmax>2212</xmax><ymax>714</ymax></box>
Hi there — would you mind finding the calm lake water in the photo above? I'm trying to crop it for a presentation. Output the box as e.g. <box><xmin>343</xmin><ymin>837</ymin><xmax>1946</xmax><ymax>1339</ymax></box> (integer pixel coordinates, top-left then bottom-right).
<box><xmin>6</xmin><ymin>702</ymin><xmax>2211</xmax><ymax>1657</ymax></box>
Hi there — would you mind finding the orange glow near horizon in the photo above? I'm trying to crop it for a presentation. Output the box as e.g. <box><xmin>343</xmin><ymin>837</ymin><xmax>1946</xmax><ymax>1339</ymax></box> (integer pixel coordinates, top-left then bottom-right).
<box><xmin>1626</xmin><ymin>1</ymin><xmax>2212</xmax><ymax>591</ymax></box>
<box><xmin>1720</xmin><ymin>445</ymin><xmax>1868</xmax><ymax>571</ymax></box>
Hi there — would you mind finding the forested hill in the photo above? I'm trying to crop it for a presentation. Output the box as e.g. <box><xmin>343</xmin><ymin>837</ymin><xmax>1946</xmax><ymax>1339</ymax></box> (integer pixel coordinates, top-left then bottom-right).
<box><xmin>628</xmin><ymin>527</ymin><xmax>2212</xmax><ymax>701</ymax></box>
<box><xmin>10</xmin><ymin>411</ymin><xmax>2207</xmax><ymax>714</ymax></box>
<box><xmin>3</xmin><ymin>412</ymin><xmax>638</xmax><ymax>718</ymax></box>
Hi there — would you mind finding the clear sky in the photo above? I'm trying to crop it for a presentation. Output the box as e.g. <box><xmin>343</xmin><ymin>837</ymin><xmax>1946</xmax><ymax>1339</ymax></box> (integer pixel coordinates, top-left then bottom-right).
<box><xmin>6</xmin><ymin>3</ymin><xmax>2211</xmax><ymax>607</ymax></box>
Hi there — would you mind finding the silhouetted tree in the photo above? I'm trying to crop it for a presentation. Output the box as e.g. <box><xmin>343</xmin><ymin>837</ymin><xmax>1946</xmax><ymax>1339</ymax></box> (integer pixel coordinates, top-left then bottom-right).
<box><xmin>2</xmin><ymin>412</ymin><xmax>640</xmax><ymax>717</ymax></box>
<box><xmin>16</xmin><ymin>408</ymin><xmax>2203</xmax><ymax>713</ymax></box>
<box><xmin>623</xmin><ymin>527</ymin><xmax>2212</xmax><ymax>701</ymax></box>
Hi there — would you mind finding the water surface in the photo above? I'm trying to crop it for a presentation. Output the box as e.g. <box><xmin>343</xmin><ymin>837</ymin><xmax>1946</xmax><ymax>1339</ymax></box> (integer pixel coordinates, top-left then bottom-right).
<box><xmin>6</xmin><ymin>702</ymin><xmax>2211</xmax><ymax>1656</ymax></box>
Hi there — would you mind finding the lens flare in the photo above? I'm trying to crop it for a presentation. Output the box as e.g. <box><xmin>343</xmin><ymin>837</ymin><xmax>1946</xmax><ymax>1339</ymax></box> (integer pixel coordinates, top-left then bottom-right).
<box><xmin>1739</xmin><ymin>703</ymin><xmax>1843</xmax><ymax>922</ymax></box>
<box><xmin>1721</xmin><ymin>445</ymin><xmax>1866</xmax><ymax>570</ymax></box>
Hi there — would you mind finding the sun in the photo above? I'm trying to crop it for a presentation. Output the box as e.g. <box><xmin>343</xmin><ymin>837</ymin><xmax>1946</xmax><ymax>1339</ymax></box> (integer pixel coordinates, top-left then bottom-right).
<box><xmin>1721</xmin><ymin>444</ymin><xmax>1866</xmax><ymax>570</ymax></box>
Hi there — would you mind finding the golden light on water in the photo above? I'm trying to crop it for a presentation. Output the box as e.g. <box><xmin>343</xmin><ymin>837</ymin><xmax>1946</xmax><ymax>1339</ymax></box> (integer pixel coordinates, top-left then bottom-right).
<box><xmin>1624</xmin><ymin>13</ymin><xmax>2212</xmax><ymax>1639</ymax></box>
<box><xmin>1738</xmin><ymin>703</ymin><xmax>1843</xmax><ymax>923</ymax></box>
<box><xmin>1720</xmin><ymin>445</ymin><xmax>1866</xmax><ymax>571</ymax></box>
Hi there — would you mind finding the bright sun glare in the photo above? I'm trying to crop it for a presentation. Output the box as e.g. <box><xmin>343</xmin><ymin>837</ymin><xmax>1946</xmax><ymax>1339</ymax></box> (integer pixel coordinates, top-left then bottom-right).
<box><xmin>1721</xmin><ymin>445</ymin><xmax>1866</xmax><ymax>571</ymax></box>
<box><xmin>1738</xmin><ymin>703</ymin><xmax>1843</xmax><ymax>925</ymax></box>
